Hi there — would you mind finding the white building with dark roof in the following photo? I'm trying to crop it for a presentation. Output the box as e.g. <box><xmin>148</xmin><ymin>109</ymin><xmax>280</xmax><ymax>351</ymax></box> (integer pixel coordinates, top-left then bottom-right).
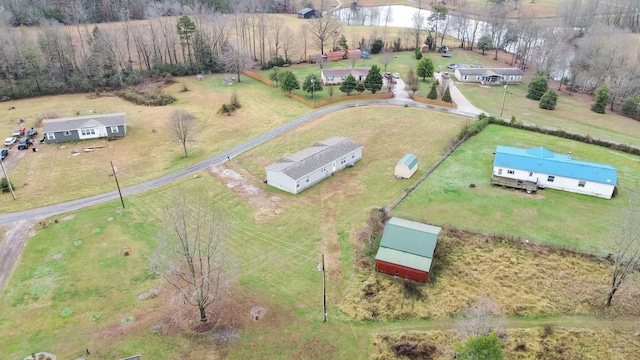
<box><xmin>321</xmin><ymin>68</ymin><xmax>370</xmax><ymax>85</ymax></box>
<box><xmin>454</xmin><ymin>68</ymin><xmax>523</xmax><ymax>85</ymax></box>
<box><xmin>265</xmin><ymin>137</ymin><xmax>363</xmax><ymax>194</ymax></box>
<box><xmin>43</xmin><ymin>113</ymin><xmax>126</xmax><ymax>144</ymax></box>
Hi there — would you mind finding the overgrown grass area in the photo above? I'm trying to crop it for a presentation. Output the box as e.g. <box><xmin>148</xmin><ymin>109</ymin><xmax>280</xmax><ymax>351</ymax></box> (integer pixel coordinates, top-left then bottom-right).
<box><xmin>372</xmin><ymin>326</ymin><xmax>640</xmax><ymax>359</ymax></box>
<box><xmin>343</xmin><ymin>229</ymin><xmax>640</xmax><ymax>321</ymax></box>
<box><xmin>0</xmin><ymin>74</ymin><xmax>310</xmax><ymax>212</ymax></box>
<box><xmin>458</xmin><ymin>81</ymin><xmax>640</xmax><ymax>146</ymax></box>
<box><xmin>393</xmin><ymin>124</ymin><xmax>640</xmax><ymax>254</ymax></box>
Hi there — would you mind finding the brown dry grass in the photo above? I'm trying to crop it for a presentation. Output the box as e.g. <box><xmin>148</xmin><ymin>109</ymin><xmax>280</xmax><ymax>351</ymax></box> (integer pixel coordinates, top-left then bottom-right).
<box><xmin>342</xmin><ymin>229</ymin><xmax>640</xmax><ymax>321</ymax></box>
<box><xmin>372</xmin><ymin>327</ymin><xmax>640</xmax><ymax>360</ymax></box>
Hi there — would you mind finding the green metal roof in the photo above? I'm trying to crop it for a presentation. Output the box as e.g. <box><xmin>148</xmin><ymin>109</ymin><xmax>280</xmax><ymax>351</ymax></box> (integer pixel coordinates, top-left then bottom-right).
<box><xmin>375</xmin><ymin>247</ymin><xmax>432</xmax><ymax>272</ymax></box>
<box><xmin>398</xmin><ymin>154</ymin><xmax>419</xmax><ymax>170</ymax></box>
<box><xmin>379</xmin><ymin>217</ymin><xmax>441</xmax><ymax>258</ymax></box>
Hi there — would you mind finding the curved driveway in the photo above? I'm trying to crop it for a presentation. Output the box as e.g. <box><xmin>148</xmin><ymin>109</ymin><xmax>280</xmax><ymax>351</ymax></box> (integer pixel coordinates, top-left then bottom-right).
<box><xmin>0</xmin><ymin>99</ymin><xmax>478</xmax><ymax>226</ymax></box>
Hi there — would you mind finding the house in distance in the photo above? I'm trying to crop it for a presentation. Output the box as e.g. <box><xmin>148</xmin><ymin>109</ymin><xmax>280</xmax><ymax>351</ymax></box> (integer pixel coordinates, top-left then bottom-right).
<box><xmin>375</xmin><ymin>217</ymin><xmax>441</xmax><ymax>282</ymax></box>
<box><xmin>297</xmin><ymin>8</ymin><xmax>316</xmax><ymax>19</ymax></box>
<box><xmin>43</xmin><ymin>113</ymin><xmax>126</xmax><ymax>144</ymax></box>
<box><xmin>265</xmin><ymin>137</ymin><xmax>363</xmax><ymax>195</ymax></box>
<box><xmin>454</xmin><ymin>68</ymin><xmax>523</xmax><ymax>85</ymax></box>
<box><xmin>321</xmin><ymin>68</ymin><xmax>370</xmax><ymax>85</ymax></box>
<box><xmin>492</xmin><ymin>145</ymin><xmax>618</xmax><ymax>199</ymax></box>
<box><xmin>395</xmin><ymin>154</ymin><xmax>419</xmax><ymax>179</ymax></box>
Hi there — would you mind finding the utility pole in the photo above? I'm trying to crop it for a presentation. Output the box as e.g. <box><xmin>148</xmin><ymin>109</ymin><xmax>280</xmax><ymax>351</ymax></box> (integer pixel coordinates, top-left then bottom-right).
<box><xmin>500</xmin><ymin>82</ymin><xmax>509</xmax><ymax>118</ymax></box>
<box><xmin>0</xmin><ymin>160</ymin><xmax>16</xmax><ymax>200</ymax></box>
<box><xmin>110</xmin><ymin>161</ymin><xmax>125</xmax><ymax>209</ymax></box>
<box><xmin>318</xmin><ymin>253</ymin><xmax>327</xmax><ymax>322</ymax></box>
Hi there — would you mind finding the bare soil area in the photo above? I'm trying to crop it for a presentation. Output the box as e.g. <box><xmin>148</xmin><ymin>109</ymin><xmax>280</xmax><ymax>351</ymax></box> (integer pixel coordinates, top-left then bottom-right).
<box><xmin>0</xmin><ymin>220</ymin><xmax>37</xmax><ymax>291</ymax></box>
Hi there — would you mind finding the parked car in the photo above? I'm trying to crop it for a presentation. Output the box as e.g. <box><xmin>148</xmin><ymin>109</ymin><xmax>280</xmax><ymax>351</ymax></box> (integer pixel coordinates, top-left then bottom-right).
<box><xmin>393</xmin><ymin>72</ymin><xmax>400</xmax><ymax>79</ymax></box>
<box><xmin>12</xmin><ymin>127</ymin><xmax>26</xmax><ymax>137</ymax></box>
<box><xmin>0</xmin><ymin>148</ymin><xmax>7</xmax><ymax>160</ymax></box>
<box><xmin>4</xmin><ymin>137</ymin><xmax>16</xmax><ymax>146</ymax></box>
<box><xmin>26</xmin><ymin>128</ymin><xmax>37</xmax><ymax>137</ymax></box>
<box><xmin>17</xmin><ymin>136</ymin><xmax>32</xmax><ymax>150</ymax></box>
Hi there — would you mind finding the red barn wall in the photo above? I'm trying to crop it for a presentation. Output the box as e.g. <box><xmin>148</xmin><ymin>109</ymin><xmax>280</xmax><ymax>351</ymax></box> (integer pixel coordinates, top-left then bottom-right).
<box><xmin>375</xmin><ymin>259</ymin><xmax>428</xmax><ymax>282</ymax></box>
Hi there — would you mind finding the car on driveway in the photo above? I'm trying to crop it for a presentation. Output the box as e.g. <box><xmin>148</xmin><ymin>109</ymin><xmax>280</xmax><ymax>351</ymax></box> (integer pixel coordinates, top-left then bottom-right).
<box><xmin>0</xmin><ymin>148</ymin><xmax>7</xmax><ymax>161</ymax></box>
<box><xmin>4</xmin><ymin>137</ymin><xmax>17</xmax><ymax>146</ymax></box>
<box><xmin>17</xmin><ymin>136</ymin><xmax>32</xmax><ymax>150</ymax></box>
<box><xmin>26</xmin><ymin>128</ymin><xmax>37</xmax><ymax>137</ymax></box>
<box><xmin>12</xmin><ymin>128</ymin><xmax>26</xmax><ymax>137</ymax></box>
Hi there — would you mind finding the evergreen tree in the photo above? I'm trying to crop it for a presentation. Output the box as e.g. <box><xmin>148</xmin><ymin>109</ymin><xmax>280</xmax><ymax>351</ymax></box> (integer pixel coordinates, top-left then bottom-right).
<box><xmin>591</xmin><ymin>82</ymin><xmax>611</xmax><ymax>114</ymax></box>
<box><xmin>621</xmin><ymin>93</ymin><xmax>640</xmax><ymax>118</ymax></box>
<box><xmin>302</xmin><ymin>74</ymin><xmax>322</xmax><ymax>99</ymax></box>
<box><xmin>269</xmin><ymin>68</ymin><xmax>280</xmax><ymax>86</ymax></box>
<box><xmin>278</xmin><ymin>70</ymin><xmax>299</xmax><ymax>93</ymax></box>
<box><xmin>364</xmin><ymin>65</ymin><xmax>383</xmax><ymax>94</ymax></box>
<box><xmin>477</xmin><ymin>35</ymin><xmax>492</xmax><ymax>55</ymax></box>
<box><xmin>355</xmin><ymin>82</ymin><xmax>365</xmax><ymax>94</ymax></box>
<box><xmin>0</xmin><ymin>177</ymin><xmax>14</xmax><ymax>193</ymax></box>
<box><xmin>414</xmin><ymin>48</ymin><xmax>423</xmax><ymax>60</ymax></box>
<box><xmin>340</xmin><ymin>74</ymin><xmax>357</xmax><ymax>95</ymax></box>
<box><xmin>442</xmin><ymin>86</ymin><xmax>452</xmax><ymax>103</ymax></box>
<box><xmin>427</xmin><ymin>83</ymin><xmax>438</xmax><ymax>99</ymax></box>
<box><xmin>526</xmin><ymin>75</ymin><xmax>548</xmax><ymax>100</ymax></box>
<box><xmin>337</xmin><ymin>34</ymin><xmax>349</xmax><ymax>55</ymax></box>
<box><xmin>177</xmin><ymin>16</ymin><xmax>197</xmax><ymax>70</ymax></box>
<box><xmin>416</xmin><ymin>58</ymin><xmax>435</xmax><ymax>81</ymax></box>
<box><xmin>456</xmin><ymin>332</ymin><xmax>503</xmax><ymax>360</ymax></box>
<box><xmin>539</xmin><ymin>89</ymin><xmax>558</xmax><ymax>110</ymax></box>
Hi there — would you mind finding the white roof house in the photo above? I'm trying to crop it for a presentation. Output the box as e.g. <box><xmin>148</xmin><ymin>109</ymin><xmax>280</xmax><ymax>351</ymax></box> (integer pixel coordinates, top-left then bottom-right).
<box><xmin>265</xmin><ymin>137</ymin><xmax>363</xmax><ymax>194</ymax></box>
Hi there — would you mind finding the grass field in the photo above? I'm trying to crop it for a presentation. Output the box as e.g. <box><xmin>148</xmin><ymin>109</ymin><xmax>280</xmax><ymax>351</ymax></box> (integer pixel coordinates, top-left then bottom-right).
<box><xmin>393</xmin><ymin>124</ymin><xmax>640</xmax><ymax>254</ymax></box>
<box><xmin>0</xmin><ymin>105</ymin><xmax>469</xmax><ymax>359</ymax></box>
<box><xmin>0</xmin><ymin>75</ymin><xmax>310</xmax><ymax>212</ymax></box>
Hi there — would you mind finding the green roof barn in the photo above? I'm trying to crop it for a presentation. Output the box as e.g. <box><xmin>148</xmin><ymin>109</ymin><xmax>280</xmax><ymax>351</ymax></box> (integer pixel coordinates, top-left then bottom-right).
<box><xmin>395</xmin><ymin>154</ymin><xmax>419</xmax><ymax>179</ymax></box>
<box><xmin>375</xmin><ymin>217</ymin><xmax>441</xmax><ymax>282</ymax></box>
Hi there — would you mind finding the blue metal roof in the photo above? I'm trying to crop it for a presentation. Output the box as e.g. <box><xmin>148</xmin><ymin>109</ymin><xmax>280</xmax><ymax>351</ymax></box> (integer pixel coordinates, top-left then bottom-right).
<box><xmin>494</xmin><ymin>146</ymin><xmax>617</xmax><ymax>185</ymax></box>
<box><xmin>398</xmin><ymin>154</ymin><xmax>419</xmax><ymax>170</ymax></box>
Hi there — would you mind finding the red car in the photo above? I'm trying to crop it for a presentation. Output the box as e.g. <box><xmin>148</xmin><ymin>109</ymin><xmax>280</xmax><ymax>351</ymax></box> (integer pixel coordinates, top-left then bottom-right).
<box><xmin>11</xmin><ymin>127</ymin><xmax>25</xmax><ymax>137</ymax></box>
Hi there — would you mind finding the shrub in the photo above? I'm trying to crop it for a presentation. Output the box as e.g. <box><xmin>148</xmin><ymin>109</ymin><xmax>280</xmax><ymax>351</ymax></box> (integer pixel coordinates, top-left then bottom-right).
<box><xmin>621</xmin><ymin>93</ymin><xmax>640</xmax><ymax>118</ymax></box>
<box><xmin>217</xmin><ymin>92</ymin><xmax>241</xmax><ymax>116</ymax></box>
<box><xmin>591</xmin><ymin>82</ymin><xmax>610</xmax><ymax>114</ymax></box>
<box><xmin>119</xmin><ymin>87</ymin><xmax>176</xmax><ymax>106</ymax></box>
<box><xmin>427</xmin><ymin>83</ymin><xmax>438</xmax><ymax>100</ymax></box>
<box><xmin>414</xmin><ymin>48</ymin><xmax>422</xmax><ymax>60</ymax></box>
<box><xmin>526</xmin><ymin>75</ymin><xmax>548</xmax><ymax>100</ymax></box>
<box><xmin>371</xmin><ymin>39</ymin><xmax>384</xmax><ymax>54</ymax></box>
<box><xmin>355</xmin><ymin>82</ymin><xmax>365</xmax><ymax>93</ymax></box>
<box><xmin>539</xmin><ymin>89</ymin><xmax>558</xmax><ymax>110</ymax></box>
<box><xmin>456</xmin><ymin>332</ymin><xmax>503</xmax><ymax>360</ymax></box>
<box><xmin>164</xmin><ymin>73</ymin><xmax>174</xmax><ymax>84</ymax></box>
<box><xmin>442</xmin><ymin>86</ymin><xmax>452</xmax><ymax>103</ymax></box>
<box><xmin>0</xmin><ymin>177</ymin><xmax>14</xmax><ymax>193</ymax></box>
<box><xmin>180</xmin><ymin>82</ymin><xmax>189</xmax><ymax>92</ymax></box>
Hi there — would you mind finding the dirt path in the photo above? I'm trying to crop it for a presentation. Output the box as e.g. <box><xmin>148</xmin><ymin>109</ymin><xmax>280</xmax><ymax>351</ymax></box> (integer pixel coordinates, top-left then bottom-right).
<box><xmin>0</xmin><ymin>220</ymin><xmax>37</xmax><ymax>291</ymax></box>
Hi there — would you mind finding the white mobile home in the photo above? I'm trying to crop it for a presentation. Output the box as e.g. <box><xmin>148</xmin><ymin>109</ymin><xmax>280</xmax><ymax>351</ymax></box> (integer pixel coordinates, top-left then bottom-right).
<box><xmin>265</xmin><ymin>137</ymin><xmax>363</xmax><ymax>194</ymax></box>
<box><xmin>321</xmin><ymin>68</ymin><xmax>370</xmax><ymax>85</ymax></box>
<box><xmin>454</xmin><ymin>68</ymin><xmax>523</xmax><ymax>85</ymax></box>
<box><xmin>492</xmin><ymin>146</ymin><xmax>617</xmax><ymax>199</ymax></box>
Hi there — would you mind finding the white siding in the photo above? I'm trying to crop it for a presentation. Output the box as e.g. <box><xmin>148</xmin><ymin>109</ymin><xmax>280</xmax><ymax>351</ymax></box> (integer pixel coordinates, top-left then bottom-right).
<box><xmin>266</xmin><ymin>170</ymin><xmax>297</xmax><ymax>194</ymax></box>
<box><xmin>492</xmin><ymin>166</ymin><xmax>615</xmax><ymax>199</ymax></box>
<box><xmin>395</xmin><ymin>164</ymin><xmax>418</xmax><ymax>179</ymax></box>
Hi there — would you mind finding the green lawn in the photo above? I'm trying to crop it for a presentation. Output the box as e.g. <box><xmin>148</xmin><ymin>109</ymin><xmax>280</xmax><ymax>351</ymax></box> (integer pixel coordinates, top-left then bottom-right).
<box><xmin>393</xmin><ymin>124</ymin><xmax>640</xmax><ymax>254</ymax></box>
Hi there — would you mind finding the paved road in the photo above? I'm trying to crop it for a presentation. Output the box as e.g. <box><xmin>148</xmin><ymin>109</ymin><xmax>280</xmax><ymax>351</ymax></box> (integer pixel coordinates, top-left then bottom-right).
<box><xmin>0</xmin><ymin>99</ymin><xmax>478</xmax><ymax>226</ymax></box>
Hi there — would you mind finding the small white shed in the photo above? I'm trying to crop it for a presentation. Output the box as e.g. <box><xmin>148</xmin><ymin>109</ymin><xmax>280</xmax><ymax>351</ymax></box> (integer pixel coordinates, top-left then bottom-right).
<box><xmin>395</xmin><ymin>154</ymin><xmax>419</xmax><ymax>179</ymax></box>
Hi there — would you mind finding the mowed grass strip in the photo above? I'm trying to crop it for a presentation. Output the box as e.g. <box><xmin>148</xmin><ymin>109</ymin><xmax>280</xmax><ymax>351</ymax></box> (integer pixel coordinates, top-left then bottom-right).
<box><xmin>343</xmin><ymin>230</ymin><xmax>640</xmax><ymax>321</ymax></box>
<box><xmin>458</xmin><ymin>82</ymin><xmax>640</xmax><ymax>147</ymax></box>
<box><xmin>393</xmin><ymin>124</ymin><xmax>640</xmax><ymax>253</ymax></box>
<box><xmin>0</xmin><ymin>75</ymin><xmax>309</xmax><ymax>212</ymax></box>
<box><xmin>372</xmin><ymin>326</ymin><xmax>640</xmax><ymax>360</ymax></box>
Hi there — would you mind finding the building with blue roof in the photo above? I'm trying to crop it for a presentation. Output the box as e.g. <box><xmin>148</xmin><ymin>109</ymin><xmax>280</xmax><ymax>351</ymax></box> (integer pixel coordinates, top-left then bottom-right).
<box><xmin>492</xmin><ymin>145</ymin><xmax>617</xmax><ymax>199</ymax></box>
<box><xmin>395</xmin><ymin>154</ymin><xmax>419</xmax><ymax>179</ymax></box>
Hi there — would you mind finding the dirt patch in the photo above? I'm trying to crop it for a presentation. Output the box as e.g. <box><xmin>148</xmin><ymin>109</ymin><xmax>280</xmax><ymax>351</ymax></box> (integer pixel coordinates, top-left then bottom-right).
<box><xmin>209</xmin><ymin>165</ymin><xmax>282</xmax><ymax>220</ymax></box>
<box><xmin>0</xmin><ymin>220</ymin><xmax>38</xmax><ymax>292</ymax></box>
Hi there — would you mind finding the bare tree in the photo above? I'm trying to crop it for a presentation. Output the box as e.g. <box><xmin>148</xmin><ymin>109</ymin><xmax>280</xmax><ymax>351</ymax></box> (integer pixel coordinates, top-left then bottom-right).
<box><xmin>458</xmin><ymin>295</ymin><xmax>502</xmax><ymax>337</ymax></box>
<box><xmin>170</xmin><ymin>109</ymin><xmax>196</xmax><ymax>158</ymax></box>
<box><xmin>487</xmin><ymin>3</ymin><xmax>508</xmax><ymax>61</ymax></box>
<box><xmin>410</xmin><ymin>9</ymin><xmax>425</xmax><ymax>50</ymax></box>
<box><xmin>300</xmin><ymin>24</ymin><xmax>310</xmax><ymax>61</ymax></box>
<box><xmin>606</xmin><ymin>194</ymin><xmax>640</xmax><ymax>306</ymax></box>
<box><xmin>151</xmin><ymin>192</ymin><xmax>234</xmax><ymax>323</ymax></box>
<box><xmin>220</xmin><ymin>44</ymin><xmax>252</xmax><ymax>82</ymax></box>
<box><xmin>381</xmin><ymin>49</ymin><xmax>394</xmax><ymax>71</ymax></box>
<box><xmin>309</xmin><ymin>14</ymin><xmax>342</xmax><ymax>55</ymax></box>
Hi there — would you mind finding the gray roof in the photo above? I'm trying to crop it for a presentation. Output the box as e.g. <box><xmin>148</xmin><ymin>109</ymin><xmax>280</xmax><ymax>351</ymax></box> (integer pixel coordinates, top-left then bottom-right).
<box><xmin>322</xmin><ymin>68</ymin><xmax>370</xmax><ymax>78</ymax></box>
<box><xmin>43</xmin><ymin>113</ymin><xmax>126</xmax><ymax>133</ymax></box>
<box><xmin>457</xmin><ymin>68</ymin><xmax>523</xmax><ymax>76</ymax></box>
<box><xmin>266</xmin><ymin>137</ymin><xmax>362</xmax><ymax>180</ymax></box>
<box><xmin>298</xmin><ymin>8</ymin><xmax>314</xmax><ymax>14</ymax></box>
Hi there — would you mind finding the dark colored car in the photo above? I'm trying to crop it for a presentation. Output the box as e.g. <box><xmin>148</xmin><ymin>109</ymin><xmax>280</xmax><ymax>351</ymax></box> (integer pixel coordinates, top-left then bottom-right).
<box><xmin>17</xmin><ymin>136</ymin><xmax>32</xmax><ymax>150</ymax></box>
<box><xmin>26</xmin><ymin>128</ymin><xmax>38</xmax><ymax>137</ymax></box>
<box><xmin>0</xmin><ymin>148</ymin><xmax>7</xmax><ymax>160</ymax></box>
